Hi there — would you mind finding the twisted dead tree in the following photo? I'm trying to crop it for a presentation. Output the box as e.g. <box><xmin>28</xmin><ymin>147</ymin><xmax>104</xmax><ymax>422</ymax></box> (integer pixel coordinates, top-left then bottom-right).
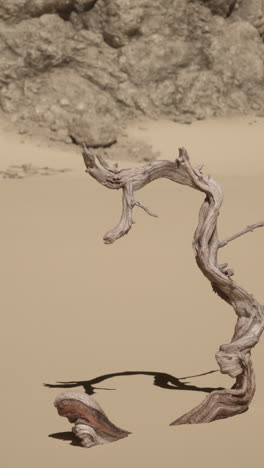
<box><xmin>79</xmin><ymin>144</ymin><xmax>264</xmax><ymax>426</ymax></box>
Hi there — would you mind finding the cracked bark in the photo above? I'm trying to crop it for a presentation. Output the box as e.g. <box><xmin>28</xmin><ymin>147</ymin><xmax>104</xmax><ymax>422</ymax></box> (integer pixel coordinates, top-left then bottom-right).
<box><xmin>81</xmin><ymin>144</ymin><xmax>264</xmax><ymax>425</ymax></box>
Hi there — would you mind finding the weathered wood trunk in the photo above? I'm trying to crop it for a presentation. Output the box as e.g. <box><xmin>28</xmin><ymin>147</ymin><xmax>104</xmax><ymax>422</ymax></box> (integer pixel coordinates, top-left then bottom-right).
<box><xmin>54</xmin><ymin>391</ymin><xmax>130</xmax><ymax>447</ymax></box>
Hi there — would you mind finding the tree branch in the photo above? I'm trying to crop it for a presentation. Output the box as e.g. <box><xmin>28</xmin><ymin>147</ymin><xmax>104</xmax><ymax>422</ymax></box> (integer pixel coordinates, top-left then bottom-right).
<box><xmin>219</xmin><ymin>222</ymin><xmax>264</xmax><ymax>248</ymax></box>
<box><xmin>81</xmin><ymin>145</ymin><xmax>201</xmax><ymax>244</ymax></box>
<box><xmin>79</xmin><ymin>145</ymin><xmax>264</xmax><ymax>428</ymax></box>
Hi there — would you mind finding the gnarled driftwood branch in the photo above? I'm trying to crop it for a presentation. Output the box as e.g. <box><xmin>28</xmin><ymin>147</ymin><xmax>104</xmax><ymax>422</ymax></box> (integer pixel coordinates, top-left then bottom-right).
<box><xmin>81</xmin><ymin>144</ymin><xmax>264</xmax><ymax>425</ymax></box>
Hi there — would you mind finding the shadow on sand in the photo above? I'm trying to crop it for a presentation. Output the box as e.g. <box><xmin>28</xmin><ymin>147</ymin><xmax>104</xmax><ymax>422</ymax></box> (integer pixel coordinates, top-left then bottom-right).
<box><xmin>46</xmin><ymin>368</ymin><xmax>222</xmax><ymax>445</ymax></box>
<box><xmin>45</xmin><ymin>369</ymin><xmax>222</xmax><ymax>395</ymax></box>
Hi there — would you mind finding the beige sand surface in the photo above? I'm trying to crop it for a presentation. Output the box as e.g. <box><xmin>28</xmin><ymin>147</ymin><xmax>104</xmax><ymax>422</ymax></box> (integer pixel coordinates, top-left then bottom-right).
<box><xmin>1</xmin><ymin>117</ymin><xmax>264</xmax><ymax>467</ymax></box>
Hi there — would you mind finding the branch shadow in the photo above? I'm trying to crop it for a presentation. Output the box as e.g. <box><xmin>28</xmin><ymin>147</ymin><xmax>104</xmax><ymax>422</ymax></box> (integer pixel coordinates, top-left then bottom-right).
<box><xmin>48</xmin><ymin>431</ymin><xmax>81</xmax><ymax>446</ymax></box>
<box><xmin>45</xmin><ymin>368</ymin><xmax>222</xmax><ymax>395</ymax></box>
<box><xmin>46</xmin><ymin>368</ymin><xmax>223</xmax><ymax>445</ymax></box>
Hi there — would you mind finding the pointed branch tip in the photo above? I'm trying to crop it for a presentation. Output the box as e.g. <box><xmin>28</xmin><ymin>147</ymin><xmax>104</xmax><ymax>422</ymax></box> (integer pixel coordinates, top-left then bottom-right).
<box><xmin>219</xmin><ymin>222</ymin><xmax>264</xmax><ymax>248</ymax></box>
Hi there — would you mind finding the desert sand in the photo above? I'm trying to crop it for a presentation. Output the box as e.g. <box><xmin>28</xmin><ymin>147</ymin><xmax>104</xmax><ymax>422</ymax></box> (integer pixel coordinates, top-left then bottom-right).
<box><xmin>1</xmin><ymin>116</ymin><xmax>264</xmax><ymax>467</ymax></box>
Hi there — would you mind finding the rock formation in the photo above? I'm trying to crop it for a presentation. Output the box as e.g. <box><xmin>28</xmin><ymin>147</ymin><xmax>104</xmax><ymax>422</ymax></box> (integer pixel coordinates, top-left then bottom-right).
<box><xmin>0</xmin><ymin>0</ymin><xmax>264</xmax><ymax>149</ymax></box>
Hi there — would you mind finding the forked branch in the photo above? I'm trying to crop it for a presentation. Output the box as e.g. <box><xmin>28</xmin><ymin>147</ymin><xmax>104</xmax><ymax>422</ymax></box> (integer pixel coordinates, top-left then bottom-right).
<box><xmin>80</xmin><ymin>145</ymin><xmax>264</xmax><ymax>427</ymax></box>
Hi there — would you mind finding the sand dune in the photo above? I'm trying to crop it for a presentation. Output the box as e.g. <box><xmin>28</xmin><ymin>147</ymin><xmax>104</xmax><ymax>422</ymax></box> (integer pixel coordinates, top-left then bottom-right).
<box><xmin>1</xmin><ymin>117</ymin><xmax>264</xmax><ymax>467</ymax></box>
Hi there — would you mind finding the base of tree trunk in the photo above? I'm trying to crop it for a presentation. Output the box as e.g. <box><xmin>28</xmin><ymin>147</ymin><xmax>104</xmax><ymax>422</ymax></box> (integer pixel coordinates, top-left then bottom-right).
<box><xmin>54</xmin><ymin>391</ymin><xmax>130</xmax><ymax>448</ymax></box>
<box><xmin>171</xmin><ymin>357</ymin><xmax>255</xmax><ymax>425</ymax></box>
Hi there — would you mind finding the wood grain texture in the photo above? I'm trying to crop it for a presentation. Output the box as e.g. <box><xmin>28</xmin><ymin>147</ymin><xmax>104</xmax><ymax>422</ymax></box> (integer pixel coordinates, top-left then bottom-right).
<box><xmin>54</xmin><ymin>391</ymin><xmax>130</xmax><ymax>447</ymax></box>
<box><xmin>81</xmin><ymin>144</ymin><xmax>264</xmax><ymax>425</ymax></box>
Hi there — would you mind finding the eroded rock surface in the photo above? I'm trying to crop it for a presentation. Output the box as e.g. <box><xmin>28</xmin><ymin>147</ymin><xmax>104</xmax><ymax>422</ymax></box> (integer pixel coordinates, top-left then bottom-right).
<box><xmin>0</xmin><ymin>0</ymin><xmax>264</xmax><ymax>150</ymax></box>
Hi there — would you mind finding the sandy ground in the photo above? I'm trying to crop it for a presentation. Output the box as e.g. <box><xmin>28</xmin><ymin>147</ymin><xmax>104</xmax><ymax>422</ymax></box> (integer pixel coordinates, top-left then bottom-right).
<box><xmin>1</xmin><ymin>116</ymin><xmax>264</xmax><ymax>467</ymax></box>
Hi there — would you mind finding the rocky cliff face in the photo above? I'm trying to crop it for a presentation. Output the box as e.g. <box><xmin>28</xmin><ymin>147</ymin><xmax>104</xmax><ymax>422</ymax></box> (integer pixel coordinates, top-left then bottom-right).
<box><xmin>0</xmin><ymin>0</ymin><xmax>264</xmax><ymax>147</ymax></box>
